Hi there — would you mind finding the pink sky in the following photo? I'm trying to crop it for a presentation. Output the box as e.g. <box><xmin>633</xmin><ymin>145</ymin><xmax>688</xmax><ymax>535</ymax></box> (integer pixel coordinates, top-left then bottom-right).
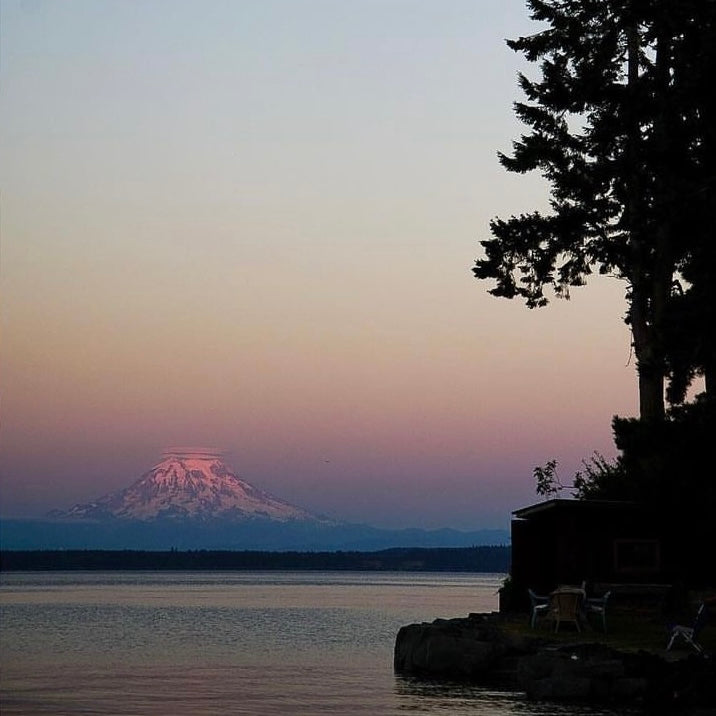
<box><xmin>1</xmin><ymin>0</ymin><xmax>642</xmax><ymax>530</ymax></box>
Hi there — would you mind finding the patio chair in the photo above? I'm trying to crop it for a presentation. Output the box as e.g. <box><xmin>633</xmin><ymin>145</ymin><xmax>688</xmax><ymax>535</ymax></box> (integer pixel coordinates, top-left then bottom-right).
<box><xmin>584</xmin><ymin>590</ymin><xmax>611</xmax><ymax>633</ymax></box>
<box><xmin>667</xmin><ymin>602</ymin><xmax>707</xmax><ymax>654</ymax></box>
<box><xmin>528</xmin><ymin>588</ymin><xmax>550</xmax><ymax>628</ymax></box>
<box><xmin>548</xmin><ymin>589</ymin><xmax>582</xmax><ymax>633</ymax></box>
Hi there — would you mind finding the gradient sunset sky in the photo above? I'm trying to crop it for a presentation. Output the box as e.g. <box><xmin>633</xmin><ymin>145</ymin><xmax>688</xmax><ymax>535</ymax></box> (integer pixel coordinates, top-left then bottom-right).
<box><xmin>1</xmin><ymin>0</ymin><xmax>641</xmax><ymax>530</ymax></box>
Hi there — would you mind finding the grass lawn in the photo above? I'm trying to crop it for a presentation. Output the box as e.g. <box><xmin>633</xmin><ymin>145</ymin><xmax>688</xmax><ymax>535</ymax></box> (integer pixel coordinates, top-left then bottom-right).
<box><xmin>500</xmin><ymin>606</ymin><xmax>715</xmax><ymax>655</ymax></box>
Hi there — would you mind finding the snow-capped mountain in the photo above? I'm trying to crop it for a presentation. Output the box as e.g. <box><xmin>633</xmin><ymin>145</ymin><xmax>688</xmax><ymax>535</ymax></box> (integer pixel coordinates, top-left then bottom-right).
<box><xmin>54</xmin><ymin>448</ymin><xmax>326</xmax><ymax>523</ymax></box>
<box><xmin>28</xmin><ymin>447</ymin><xmax>512</xmax><ymax>551</ymax></box>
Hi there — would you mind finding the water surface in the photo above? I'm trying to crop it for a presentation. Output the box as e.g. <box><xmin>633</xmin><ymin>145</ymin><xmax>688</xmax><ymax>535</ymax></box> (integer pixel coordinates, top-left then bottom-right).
<box><xmin>1</xmin><ymin>571</ymin><xmax>627</xmax><ymax>714</ymax></box>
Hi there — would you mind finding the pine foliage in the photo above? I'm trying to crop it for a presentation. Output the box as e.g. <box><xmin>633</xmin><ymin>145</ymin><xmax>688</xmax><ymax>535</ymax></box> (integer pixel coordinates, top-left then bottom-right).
<box><xmin>474</xmin><ymin>0</ymin><xmax>716</xmax><ymax>417</ymax></box>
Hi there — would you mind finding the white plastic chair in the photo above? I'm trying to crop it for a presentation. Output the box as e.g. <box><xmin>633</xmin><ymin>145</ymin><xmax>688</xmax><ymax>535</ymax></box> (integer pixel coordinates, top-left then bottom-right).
<box><xmin>548</xmin><ymin>590</ymin><xmax>583</xmax><ymax>633</ymax></box>
<box><xmin>528</xmin><ymin>588</ymin><xmax>550</xmax><ymax>628</ymax></box>
<box><xmin>584</xmin><ymin>590</ymin><xmax>611</xmax><ymax>632</ymax></box>
<box><xmin>667</xmin><ymin>602</ymin><xmax>707</xmax><ymax>653</ymax></box>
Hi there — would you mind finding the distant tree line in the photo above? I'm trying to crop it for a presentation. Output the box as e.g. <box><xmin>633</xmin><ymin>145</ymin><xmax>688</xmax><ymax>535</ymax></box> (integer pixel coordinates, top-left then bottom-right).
<box><xmin>0</xmin><ymin>546</ymin><xmax>510</xmax><ymax>573</ymax></box>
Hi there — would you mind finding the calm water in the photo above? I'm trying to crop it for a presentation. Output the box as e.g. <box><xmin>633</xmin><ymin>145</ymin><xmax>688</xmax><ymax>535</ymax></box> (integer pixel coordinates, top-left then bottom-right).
<box><xmin>1</xmin><ymin>571</ymin><xmax>625</xmax><ymax>715</ymax></box>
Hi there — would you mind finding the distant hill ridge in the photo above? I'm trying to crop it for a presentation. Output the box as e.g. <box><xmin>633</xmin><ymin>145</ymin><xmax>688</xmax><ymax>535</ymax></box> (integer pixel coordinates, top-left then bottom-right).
<box><xmin>0</xmin><ymin>517</ymin><xmax>509</xmax><ymax>551</ymax></box>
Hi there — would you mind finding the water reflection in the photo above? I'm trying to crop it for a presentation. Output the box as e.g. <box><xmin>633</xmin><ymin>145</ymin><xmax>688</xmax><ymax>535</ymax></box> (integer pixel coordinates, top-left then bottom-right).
<box><xmin>394</xmin><ymin>675</ymin><xmax>639</xmax><ymax>715</ymax></box>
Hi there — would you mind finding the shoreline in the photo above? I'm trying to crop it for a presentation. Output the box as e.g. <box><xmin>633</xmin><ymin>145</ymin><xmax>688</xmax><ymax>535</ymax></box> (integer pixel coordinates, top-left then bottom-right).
<box><xmin>394</xmin><ymin>612</ymin><xmax>716</xmax><ymax>713</ymax></box>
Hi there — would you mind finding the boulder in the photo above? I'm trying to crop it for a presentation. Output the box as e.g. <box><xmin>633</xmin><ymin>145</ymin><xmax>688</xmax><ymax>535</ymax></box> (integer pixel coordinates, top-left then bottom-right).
<box><xmin>517</xmin><ymin>644</ymin><xmax>646</xmax><ymax>704</ymax></box>
<box><xmin>394</xmin><ymin>613</ymin><xmax>540</xmax><ymax>678</ymax></box>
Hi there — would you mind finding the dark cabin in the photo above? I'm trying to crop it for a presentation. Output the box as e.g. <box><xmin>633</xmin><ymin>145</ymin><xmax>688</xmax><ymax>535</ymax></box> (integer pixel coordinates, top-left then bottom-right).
<box><xmin>508</xmin><ymin>499</ymin><xmax>675</xmax><ymax>610</ymax></box>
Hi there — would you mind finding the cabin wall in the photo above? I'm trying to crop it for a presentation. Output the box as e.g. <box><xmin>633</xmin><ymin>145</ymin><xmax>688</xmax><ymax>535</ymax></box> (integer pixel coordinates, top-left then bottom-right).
<box><xmin>508</xmin><ymin>502</ymin><xmax>669</xmax><ymax>611</ymax></box>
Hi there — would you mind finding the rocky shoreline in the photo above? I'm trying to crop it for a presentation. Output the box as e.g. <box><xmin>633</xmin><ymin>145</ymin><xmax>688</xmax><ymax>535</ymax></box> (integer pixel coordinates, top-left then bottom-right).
<box><xmin>394</xmin><ymin>613</ymin><xmax>716</xmax><ymax>713</ymax></box>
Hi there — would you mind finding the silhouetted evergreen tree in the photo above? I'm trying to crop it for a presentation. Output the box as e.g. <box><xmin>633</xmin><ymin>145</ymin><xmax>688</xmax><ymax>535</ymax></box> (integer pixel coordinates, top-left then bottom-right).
<box><xmin>661</xmin><ymin>0</ymin><xmax>716</xmax><ymax>403</ymax></box>
<box><xmin>473</xmin><ymin>0</ymin><xmax>715</xmax><ymax>420</ymax></box>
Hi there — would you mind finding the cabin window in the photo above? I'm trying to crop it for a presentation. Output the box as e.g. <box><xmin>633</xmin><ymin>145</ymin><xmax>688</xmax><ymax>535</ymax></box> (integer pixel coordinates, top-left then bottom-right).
<box><xmin>613</xmin><ymin>539</ymin><xmax>661</xmax><ymax>574</ymax></box>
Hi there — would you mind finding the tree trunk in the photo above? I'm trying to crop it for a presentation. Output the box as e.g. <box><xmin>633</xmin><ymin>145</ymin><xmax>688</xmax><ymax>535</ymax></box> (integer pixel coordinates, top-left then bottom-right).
<box><xmin>630</xmin><ymin>286</ymin><xmax>666</xmax><ymax>422</ymax></box>
<box><xmin>624</xmin><ymin>21</ymin><xmax>666</xmax><ymax>422</ymax></box>
<box><xmin>642</xmin><ymin>23</ymin><xmax>673</xmax><ymax>421</ymax></box>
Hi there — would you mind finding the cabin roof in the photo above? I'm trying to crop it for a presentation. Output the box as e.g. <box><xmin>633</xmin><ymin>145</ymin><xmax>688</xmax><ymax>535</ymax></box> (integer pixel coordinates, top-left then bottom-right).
<box><xmin>512</xmin><ymin>498</ymin><xmax>642</xmax><ymax>520</ymax></box>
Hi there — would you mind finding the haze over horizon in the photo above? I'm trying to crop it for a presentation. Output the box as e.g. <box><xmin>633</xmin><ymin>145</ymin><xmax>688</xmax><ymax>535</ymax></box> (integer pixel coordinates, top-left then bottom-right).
<box><xmin>2</xmin><ymin>0</ymin><xmax>641</xmax><ymax>532</ymax></box>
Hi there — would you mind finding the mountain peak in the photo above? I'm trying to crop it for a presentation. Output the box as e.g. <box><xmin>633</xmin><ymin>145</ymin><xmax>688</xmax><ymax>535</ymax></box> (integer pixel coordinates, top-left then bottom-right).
<box><xmin>55</xmin><ymin>450</ymin><xmax>328</xmax><ymax>524</ymax></box>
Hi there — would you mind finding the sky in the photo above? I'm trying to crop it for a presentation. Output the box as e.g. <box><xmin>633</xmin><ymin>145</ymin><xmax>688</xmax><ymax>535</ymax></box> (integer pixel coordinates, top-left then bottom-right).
<box><xmin>1</xmin><ymin>0</ymin><xmax>641</xmax><ymax>531</ymax></box>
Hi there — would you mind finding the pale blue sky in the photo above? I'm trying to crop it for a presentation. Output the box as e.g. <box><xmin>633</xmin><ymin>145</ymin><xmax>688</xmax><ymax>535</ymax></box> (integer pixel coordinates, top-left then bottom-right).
<box><xmin>1</xmin><ymin>1</ymin><xmax>638</xmax><ymax>530</ymax></box>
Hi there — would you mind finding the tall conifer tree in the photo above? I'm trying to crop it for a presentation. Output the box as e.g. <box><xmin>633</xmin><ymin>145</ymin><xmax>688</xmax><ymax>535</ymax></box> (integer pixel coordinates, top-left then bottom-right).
<box><xmin>661</xmin><ymin>0</ymin><xmax>716</xmax><ymax>403</ymax></box>
<box><xmin>474</xmin><ymin>0</ymin><xmax>714</xmax><ymax>420</ymax></box>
